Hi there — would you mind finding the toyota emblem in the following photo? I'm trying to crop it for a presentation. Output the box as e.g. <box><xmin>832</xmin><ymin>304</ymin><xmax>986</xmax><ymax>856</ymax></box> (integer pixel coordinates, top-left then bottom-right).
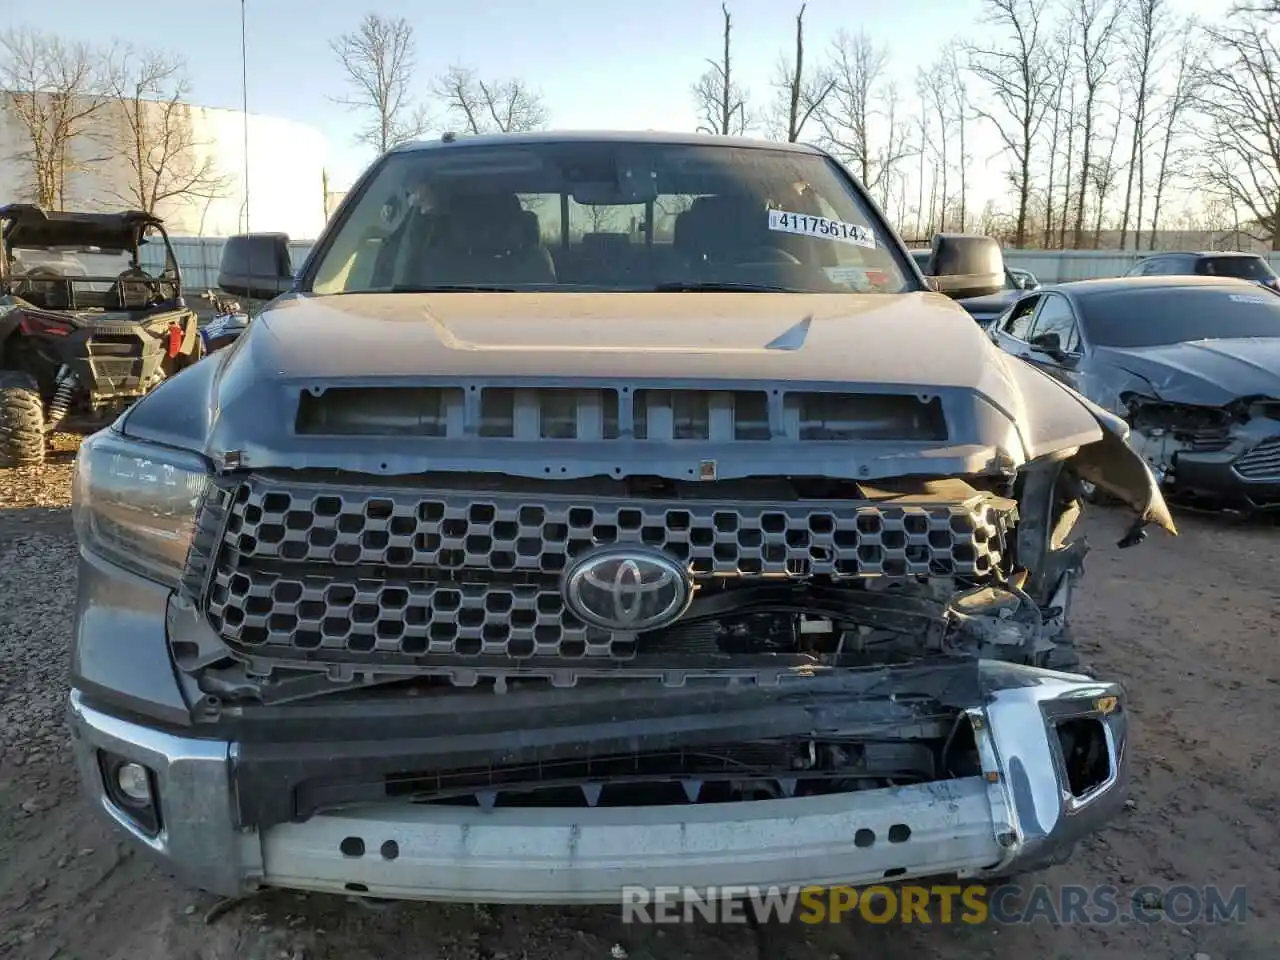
<box><xmin>562</xmin><ymin>547</ymin><xmax>693</xmax><ymax>632</ymax></box>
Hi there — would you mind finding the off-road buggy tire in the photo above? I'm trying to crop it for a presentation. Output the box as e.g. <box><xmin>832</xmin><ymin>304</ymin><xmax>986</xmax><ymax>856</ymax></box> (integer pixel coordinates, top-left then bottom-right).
<box><xmin>0</xmin><ymin>370</ymin><xmax>46</xmax><ymax>468</ymax></box>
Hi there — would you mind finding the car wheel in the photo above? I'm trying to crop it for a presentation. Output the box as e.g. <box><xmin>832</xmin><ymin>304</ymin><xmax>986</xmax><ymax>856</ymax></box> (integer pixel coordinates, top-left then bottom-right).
<box><xmin>0</xmin><ymin>370</ymin><xmax>47</xmax><ymax>468</ymax></box>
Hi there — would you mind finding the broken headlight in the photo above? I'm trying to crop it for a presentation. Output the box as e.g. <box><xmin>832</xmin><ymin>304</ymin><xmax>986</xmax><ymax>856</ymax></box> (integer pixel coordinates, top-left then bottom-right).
<box><xmin>1247</xmin><ymin>400</ymin><xmax>1280</xmax><ymax>422</ymax></box>
<box><xmin>1123</xmin><ymin>395</ymin><xmax>1231</xmax><ymax>433</ymax></box>
<box><xmin>71</xmin><ymin>429</ymin><xmax>211</xmax><ymax>587</ymax></box>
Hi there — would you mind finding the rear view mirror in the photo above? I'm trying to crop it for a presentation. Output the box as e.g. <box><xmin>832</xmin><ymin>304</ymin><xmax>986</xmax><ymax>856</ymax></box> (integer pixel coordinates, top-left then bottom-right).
<box><xmin>927</xmin><ymin>234</ymin><xmax>1004</xmax><ymax>300</ymax></box>
<box><xmin>571</xmin><ymin>178</ymin><xmax>656</xmax><ymax>205</ymax></box>
<box><xmin>218</xmin><ymin>233</ymin><xmax>294</xmax><ymax>301</ymax></box>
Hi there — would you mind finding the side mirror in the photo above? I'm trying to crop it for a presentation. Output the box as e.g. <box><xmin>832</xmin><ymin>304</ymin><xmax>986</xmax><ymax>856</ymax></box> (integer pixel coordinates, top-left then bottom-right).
<box><xmin>1030</xmin><ymin>331</ymin><xmax>1069</xmax><ymax>362</ymax></box>
<box><xmin>218</xmin><ymin>233</ymin><xmax>294</xmax><ymax>301</ymax></box>
<box><xmin>927</xmin><ymin>234</ymin><xmax>1004</xmax><ymax>299</ymax></box>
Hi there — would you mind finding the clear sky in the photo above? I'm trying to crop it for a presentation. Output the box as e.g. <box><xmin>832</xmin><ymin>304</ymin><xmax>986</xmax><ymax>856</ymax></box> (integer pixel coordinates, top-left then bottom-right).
<box><xmin>11</xmin><ymin>0</ymin><xmax>1211</xmax><ymax>198</ymax></box>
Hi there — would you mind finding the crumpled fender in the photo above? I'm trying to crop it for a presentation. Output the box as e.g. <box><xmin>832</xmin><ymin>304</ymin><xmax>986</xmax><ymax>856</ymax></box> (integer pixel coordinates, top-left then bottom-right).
<box><xmin>1066</xmin><ymin>393</ymin><xmax>1177</xmax><ymax>540</ymax></box>
<box><xmin>999</xmin><ymin>356</ymin><xmax>1176</xmax><ymax>543</ymax></box>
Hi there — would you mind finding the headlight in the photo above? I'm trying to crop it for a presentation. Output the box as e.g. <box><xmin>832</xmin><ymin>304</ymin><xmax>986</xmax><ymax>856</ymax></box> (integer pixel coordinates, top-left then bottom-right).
<box><xmin>71</xmin><ymin>429</ymin><xmax>211</xmax><ymax>587</ymax></box>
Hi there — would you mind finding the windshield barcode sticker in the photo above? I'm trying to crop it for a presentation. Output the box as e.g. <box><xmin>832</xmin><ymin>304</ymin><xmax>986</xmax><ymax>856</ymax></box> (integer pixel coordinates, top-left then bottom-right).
<box><xmin>1229</xmin><ymin>293</ymin><xmax>1272</xmax><ymax>304</ymax></box>
<box><xmin>767</xmin><ymin>209</ymin><xmax>876</xmax><ymax>249</ymax></box>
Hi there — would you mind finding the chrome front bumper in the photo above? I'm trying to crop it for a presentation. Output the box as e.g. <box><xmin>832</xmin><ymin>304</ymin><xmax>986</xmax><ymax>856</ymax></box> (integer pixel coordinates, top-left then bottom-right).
<box><xmin>68</xmin><ymin>665</ymin><xmax>1129</xmax><ymax>903</ymax></box>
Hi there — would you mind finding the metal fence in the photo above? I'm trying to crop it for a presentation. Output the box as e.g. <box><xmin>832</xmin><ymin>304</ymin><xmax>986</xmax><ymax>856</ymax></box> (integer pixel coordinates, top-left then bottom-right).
<box><xmin>141</xmin><ymin>236</ymin><xmax>317</xmax><ymax>293</ymax></box>
<box><xmin>141</xmin><ymin>236</ymin><xmax>1280</xmax><ymax>291</ymax></box>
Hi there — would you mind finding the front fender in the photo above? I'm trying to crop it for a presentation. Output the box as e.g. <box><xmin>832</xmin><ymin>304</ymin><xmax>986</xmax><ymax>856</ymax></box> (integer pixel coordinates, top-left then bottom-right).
<box><xmin>1002</xmin><ymin>355</ymin><xmax>1175</xmax><ymax>541</ymax></box>
<box><xmin>1069</xmin><ymin>399</ymin><xmax>1176</xmax><ymax>537</ymax></box>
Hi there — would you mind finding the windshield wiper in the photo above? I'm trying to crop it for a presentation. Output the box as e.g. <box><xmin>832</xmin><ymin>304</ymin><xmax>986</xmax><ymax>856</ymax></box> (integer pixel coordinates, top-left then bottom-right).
<box><xmin>651</xmin><ymin>281</ymin><xmax>799</xmax><ymax>293</ymax></box>
<box><xmin>387</xmin><ymin>283</ymin><xmax>520</xmax><ymax>292</ymax></box>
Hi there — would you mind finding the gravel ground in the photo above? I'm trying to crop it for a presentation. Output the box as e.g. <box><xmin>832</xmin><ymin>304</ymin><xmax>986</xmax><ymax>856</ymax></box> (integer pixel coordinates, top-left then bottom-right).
<box><xmin>2</xmin><ymin>440</ymin><xmax>1279</xmax><ymax>960</ymax></box>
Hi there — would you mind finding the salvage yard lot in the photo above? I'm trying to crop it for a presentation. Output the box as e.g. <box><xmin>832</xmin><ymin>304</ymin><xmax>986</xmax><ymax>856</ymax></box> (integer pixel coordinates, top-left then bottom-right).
<box><xmin>2</xmin><ymin>442</ymin><xmax>1279</xmax><ymax>960</ymax></box>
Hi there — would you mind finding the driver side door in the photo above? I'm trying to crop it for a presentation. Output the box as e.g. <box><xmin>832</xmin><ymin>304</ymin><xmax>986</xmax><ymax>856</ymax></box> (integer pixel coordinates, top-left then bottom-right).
<box><xmin>1018</xmin><ymin>292</ymin><xmax>1083</xmax><ymax>390</ymax></box>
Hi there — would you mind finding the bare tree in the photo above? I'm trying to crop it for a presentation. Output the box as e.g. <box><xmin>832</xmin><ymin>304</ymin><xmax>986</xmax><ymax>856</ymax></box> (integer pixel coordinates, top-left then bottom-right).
<box><xmin>920</xmin><ymin>56</ymin><xmax>959</xmax><ymax>231</ymax></box>
<box><xmin>768</xmin><ymin>4</ymin><xmax>834</xmax><ymax>142</ymax></box>
<box><xmin>330</xmin><ymin>14</ymin><xmax>429</xmax><ymax>154</ymax></box>
<box><xmin>1040</xmin><ymin>34</ymin><xmax>1074</xmax><ymax>248</ymax></box>
<box><xmin>585</xmin><ymin>203</ymin><xmax>619</xmax><ymax>233</ymax></box>
<box><xmin>1118</xmin><ymin>0</ymin><xmax>1171</xmax><ymax>249</ymax></box>
<box><xmin>0</xmin><ymin>27</ymin><xmax>112</xmax><ymax>208</ymax></box>
<box><xmin>818</xmin><ymin>29</ymin><xmax>913</xmax><ymax>204</ymax></box>
<box><xmin>1090</xmin><ymin>101</ymin><xmax>1125</xmax><ymax>243</ymax></box>
<box><xmin>1068</xmin><ymin>0</ymin><xmax>1124</xmax><ymax>248</ymax></box>
<box><xmin>1231</xmin><ymin>0</ymin><xmax>1280</xmax><ymax>13</ymax></box>
<box><xmin>944</xmin><ymin>43</ymin><xmax>971</xmax><ymax>232</ymax></box>
<box><xmin>434</xmin><ymin>65</ymin><xmax>549</xmax><ymax>134</ymax></box>
<box><xmin>1195</xmin><ymin>16</ymin><xmax>1280</xmax><ymax>248</ymax></box>
<box><xmin>103</xmin><ymin>47</ymin><xmax>229</xmax><ymax>214</ymax></box>
<box><xmin>1058</xmin><ymin>81</ymin><xmax>1079</xmax><ymax>248</ymax></box>
<box><xmin>693</xmin><ymin>2</ymin><xmax>750</xmax><ymax>135</ymax></box>
<box><xmin>914</xmin><ymin>71</ymin><xmax>939</xmax><ymax>233</ymax></box>
<box><xmin>1147</xmin><ymin>29</ymin><xmax>1199</xmax><ymax>248</ymax></box>
<box><xmin>965</xmin><ymin>0</ymin><xmax>1053</xmax><ymax>248</ymax></box>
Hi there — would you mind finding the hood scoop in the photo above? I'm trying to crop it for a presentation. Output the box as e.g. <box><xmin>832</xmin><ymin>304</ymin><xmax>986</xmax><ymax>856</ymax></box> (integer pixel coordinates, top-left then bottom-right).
<box><xmin>764</xmin><ymin>316</ymin><xmax>812</xmax><ymax>351</ymax></box>
<box><xmin>424</xmin><ymin>307</ymin><xmax>814</xmax><ymax>355</ymax></box>
<box><xmin>294</xmin><ymin>383</ymin><xmax>949</xmax><ymax>443</ymax></box>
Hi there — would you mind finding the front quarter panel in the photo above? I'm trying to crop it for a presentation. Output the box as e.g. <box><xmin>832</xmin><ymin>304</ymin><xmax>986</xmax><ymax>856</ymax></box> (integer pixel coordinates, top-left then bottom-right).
<box><xmin>1007</xmin><ymin>360</ymin><xmax>1176</xmax><ymax>535</ymax></box>
<box><xmin>1075</xmin><ymin>359</ymin><xmax>1158</xmax><ymax>418</ymax></box>
<box><xmin>117</xmin><ymin>334</ymin><xmax>237</xmax><ymax>448</ymax></box>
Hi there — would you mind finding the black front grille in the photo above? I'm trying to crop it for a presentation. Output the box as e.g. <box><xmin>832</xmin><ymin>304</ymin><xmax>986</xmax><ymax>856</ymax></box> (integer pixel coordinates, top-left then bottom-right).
<box><xmin>198</xmin><ymin>476</ymin><xmax>1012</xmax><ymax>662</ymax></box>
<box><xmin>1233</xmin><ymin>437</ymin><xmax>1280</xmax><ymax>481</ymax></box>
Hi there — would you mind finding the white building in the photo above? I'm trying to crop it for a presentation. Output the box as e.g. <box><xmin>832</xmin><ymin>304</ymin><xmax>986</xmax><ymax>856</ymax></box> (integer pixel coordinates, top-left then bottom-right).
<box><xmin>0</xmin><ymin>96</ymin><xmax>329</xmax><ymax>241</ymax></box>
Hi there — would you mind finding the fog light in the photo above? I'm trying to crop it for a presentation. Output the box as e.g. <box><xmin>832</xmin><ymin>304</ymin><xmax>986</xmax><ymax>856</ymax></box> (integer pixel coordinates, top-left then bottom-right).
<box><xmin>116</xmin><ymin>762</ymin><xmax>152</xmax><ymax>803</ymax></box>
<box><xmin>97</xmin><ymin>751</ymin><xmax>161</xmax><ymax>836</ymax></box>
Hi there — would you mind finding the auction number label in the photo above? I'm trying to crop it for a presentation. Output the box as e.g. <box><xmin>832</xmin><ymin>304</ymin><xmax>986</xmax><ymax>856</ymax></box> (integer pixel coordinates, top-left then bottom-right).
<box><xmin>767</xmin><ymin>209</ymin><xmax>877</xmax><ymax>249</ymax></box>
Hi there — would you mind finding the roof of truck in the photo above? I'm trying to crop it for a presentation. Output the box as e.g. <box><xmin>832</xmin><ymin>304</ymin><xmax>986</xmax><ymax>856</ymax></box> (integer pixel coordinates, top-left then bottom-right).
<box><xmin>390</xmin><ymin>129</ymin><xmax>827</xmax><ymax>155</ymax></box>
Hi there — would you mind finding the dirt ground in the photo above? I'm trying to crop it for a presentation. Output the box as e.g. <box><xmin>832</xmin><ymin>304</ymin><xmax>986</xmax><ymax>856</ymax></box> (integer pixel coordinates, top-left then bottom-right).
<box><xmin>2</xmin><ymin>440</ymin><xmax>1278</xmax><ymax>960</ymax></box>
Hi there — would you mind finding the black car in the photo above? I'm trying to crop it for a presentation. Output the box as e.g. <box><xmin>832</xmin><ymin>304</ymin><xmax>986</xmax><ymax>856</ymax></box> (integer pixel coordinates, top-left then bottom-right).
<box><xmin>989</xmin><ymin>275</ymin><xmax>1280</xmax><ymax>512</ymax></box>
<box><xmin>1124</xmin><ymin>250</ymin><xmax>1280</xmax><ymax>292</ymax></box>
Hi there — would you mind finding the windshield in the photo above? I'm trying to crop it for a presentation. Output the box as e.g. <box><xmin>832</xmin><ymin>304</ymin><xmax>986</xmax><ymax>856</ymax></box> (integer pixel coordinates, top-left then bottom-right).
<box><xmin>9</xmin><ymin>247</ymin><xmax>140</xmax><ymax>295</ymax></box>
<box><xmin>1081</xmin><ymin>287</ymin><xmax>1280</xmax><ymax>348</ymax></box>
<box><xmin>308</xmin><ymin>140</ymin><xmax>912</xmax><ymax>295</ymax></box>
<box><xmin>1196</xmin><ymin>255</ymin><xmax>1277</xmax><ymax>282</ymax></box>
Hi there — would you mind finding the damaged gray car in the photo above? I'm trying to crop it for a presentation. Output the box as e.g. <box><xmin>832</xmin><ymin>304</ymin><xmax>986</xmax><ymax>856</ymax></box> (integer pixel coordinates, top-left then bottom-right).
<box><xmin>67</xmin><ymin>132</ymin><xmax>1173</xmax><ymax>905</ymax></box>
<box><xmin>991</xmin><ymin>275</ymin><xmax>1280</xmax><ymax>514</ymax></box>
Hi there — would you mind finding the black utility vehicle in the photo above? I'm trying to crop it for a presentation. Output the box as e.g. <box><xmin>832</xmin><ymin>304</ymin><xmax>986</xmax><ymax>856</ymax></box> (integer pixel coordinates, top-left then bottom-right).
<box><xmin>0</xmin><ymin>204</ymin><xmax>202</xmax><ymax>467</ymax></box>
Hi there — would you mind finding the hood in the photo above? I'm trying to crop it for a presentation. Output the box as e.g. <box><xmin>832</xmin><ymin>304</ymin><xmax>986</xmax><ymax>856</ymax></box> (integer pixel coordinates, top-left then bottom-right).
<box><xmin>242</xmin><ymin>290</ymin><xmax>1000</xmax><ymax>385</ymax></box>
<box><xmin>118</xmin><ymin>290</ymin><xmax>1174</xmax><ymax>537</ymax></box>
<box><xmin>1093</xmin><ymin>338</ymin><xmax>1280</xmax><ymax>406</ymax></box>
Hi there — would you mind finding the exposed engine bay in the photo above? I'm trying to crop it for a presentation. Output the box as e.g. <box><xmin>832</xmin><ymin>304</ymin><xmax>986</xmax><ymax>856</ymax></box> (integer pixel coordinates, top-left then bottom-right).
<box><xmin>147</xmin><ymin>454</ymin><xmax>1118</xmax><ymax>830</ymax></box>
<box><xmin>1123</xmin><ymin>392</ymin><xmax>1280</xmax><ymax>510</ymax></box>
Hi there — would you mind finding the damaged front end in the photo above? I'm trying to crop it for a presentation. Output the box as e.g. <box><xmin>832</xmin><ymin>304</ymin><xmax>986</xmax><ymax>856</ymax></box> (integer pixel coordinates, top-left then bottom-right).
<box><xmin>1120</xmin><ymin>392</ymin><xmax>1280</xmax><ymax>512</ymax></box>
<box><xmin>62</xmin><ymin>351</ymin><xmax>1172</xmax><ymax>900</ymax></box>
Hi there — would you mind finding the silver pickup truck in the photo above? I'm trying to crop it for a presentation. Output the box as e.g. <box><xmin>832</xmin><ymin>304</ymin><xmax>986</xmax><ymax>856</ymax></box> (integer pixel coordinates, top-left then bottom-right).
<box><xmin>67</xmin><ymin>130</ymin><xmax>1171</xmax><ymax>905</ymax></box>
